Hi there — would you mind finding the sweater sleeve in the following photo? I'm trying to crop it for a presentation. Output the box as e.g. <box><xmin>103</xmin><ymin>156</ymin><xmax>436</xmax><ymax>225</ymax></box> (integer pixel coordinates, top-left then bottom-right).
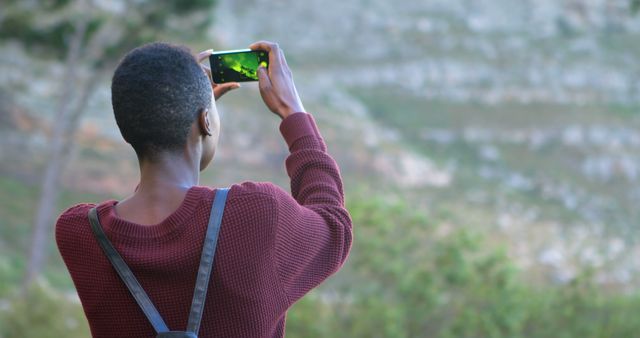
<box><xmin>273</xmin><ymin>112</ymin><xmax>353</xmax><ymax>304</ymax></box>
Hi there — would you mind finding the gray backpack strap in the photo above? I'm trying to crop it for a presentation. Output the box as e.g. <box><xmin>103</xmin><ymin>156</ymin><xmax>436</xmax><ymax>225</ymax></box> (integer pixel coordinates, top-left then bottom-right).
<box><xmin>88</xmin><ymin>207</ymin><xmax>170</xmax><ymax>333</ymax></box>
<box><xmin>87</xmin><ymin>188</ymin><xmax>230</xmax><ymax>337</ymax></box>
<box><xmin>186</xmin><ymin>187</ymin><xmax>229</xmax><ymax>334</ymax></box>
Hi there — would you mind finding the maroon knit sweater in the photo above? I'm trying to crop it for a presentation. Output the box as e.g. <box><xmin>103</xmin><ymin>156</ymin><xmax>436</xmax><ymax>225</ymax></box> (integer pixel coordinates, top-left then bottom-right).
<box><xmin>56</xmin><ymin>112</ymin><xmax>353</xmax><ymax>338</ymax></box>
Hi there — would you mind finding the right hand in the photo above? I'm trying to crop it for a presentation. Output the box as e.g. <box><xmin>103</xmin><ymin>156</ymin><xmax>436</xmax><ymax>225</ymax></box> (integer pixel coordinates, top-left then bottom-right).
<box><xmin>249</xmin><ymin>41</ymin><xmax>305</xmax><ymax>119</ymax></box>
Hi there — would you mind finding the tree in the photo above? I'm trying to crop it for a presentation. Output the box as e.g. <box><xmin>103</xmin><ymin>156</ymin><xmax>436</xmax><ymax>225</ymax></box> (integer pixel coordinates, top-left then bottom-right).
<box><xmin>0</xmin><ymin>0</ymin><xmax>217</xmax><ymax>292</ymax></box>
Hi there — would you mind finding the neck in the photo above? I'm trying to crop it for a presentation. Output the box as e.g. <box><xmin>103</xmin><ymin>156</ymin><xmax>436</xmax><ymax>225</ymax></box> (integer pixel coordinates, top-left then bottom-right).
<box><xmin>113</xmin><ymin>151</ymin><xmax>202</xmax><ymax>225</ymax></box>
<box><xmin>136</xmin><ymin>151</ymin><xmax>200</xmax><ymax>195</ymax></box>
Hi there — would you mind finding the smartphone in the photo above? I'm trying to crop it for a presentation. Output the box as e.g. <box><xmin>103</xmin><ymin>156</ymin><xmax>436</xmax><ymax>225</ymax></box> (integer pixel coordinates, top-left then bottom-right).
<box><xmin>209</xmin><ymin>49</ymin><xmax>269</xmax><ymax>83</ymax></box>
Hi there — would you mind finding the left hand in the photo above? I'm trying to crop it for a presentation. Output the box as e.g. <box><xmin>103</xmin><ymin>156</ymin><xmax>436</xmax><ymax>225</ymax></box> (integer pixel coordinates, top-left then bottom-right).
<box><xmin>197</xmin><ymin>49</ymin><xmax>240</xmax><ymax>100</ymax></box>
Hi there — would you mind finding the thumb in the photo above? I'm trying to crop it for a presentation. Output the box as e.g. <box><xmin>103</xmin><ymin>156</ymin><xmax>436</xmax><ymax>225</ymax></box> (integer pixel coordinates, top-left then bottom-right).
<box><xmin>257</xmin><ymin>66</ymin><xmax>272</xmax><ymax>95</ymax></box>
<box><xmin>197</xmin><ymin>49</ymin><xmax>214</xmax><ymax>63</ymax></box>
<box><xmin>214</xmin><ymin>82</ymin><xmax>241</xmax><ymax>100</ymax></box>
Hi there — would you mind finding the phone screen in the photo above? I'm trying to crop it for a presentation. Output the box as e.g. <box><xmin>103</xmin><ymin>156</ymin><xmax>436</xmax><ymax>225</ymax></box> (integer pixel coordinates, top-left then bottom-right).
<box><xmin>209</xmin><ymin>49</ymin><xmax>269</xmax><ymax>83</ymax></box>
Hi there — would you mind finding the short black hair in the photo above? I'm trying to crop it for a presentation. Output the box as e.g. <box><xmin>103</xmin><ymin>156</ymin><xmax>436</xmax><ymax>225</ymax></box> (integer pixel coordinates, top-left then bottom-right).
<box><xmin>111</xmin><ymin>42</ymin><xmax>211</xmax><ymax>160</ymax></box>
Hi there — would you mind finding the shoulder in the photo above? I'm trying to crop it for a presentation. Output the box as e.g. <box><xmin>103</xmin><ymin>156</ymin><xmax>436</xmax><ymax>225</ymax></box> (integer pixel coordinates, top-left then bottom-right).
<box><xmin>193</xmin><ymin>182</ymin><xmax>284</xmax><ymax>209</ymax></box>
<box><xmin>54</xmin><ymin>202</ymin><xmax>102</xmax><ymax>251</ymax></box>
<box><xmin>228</xmin><ymin>181</ymin><xmax>289</xmax><ymax>200</ymax></box>
<box><xmin>226</xmin><ymin>181</ymin><xmax>297</xmax><ymax>211</ymax></box>
<box><xmin>222</xmin><ymin>181</ymin><xmax>294</xmax><ymax>225</ymax></box>
<box><xmin>56</xmin><ymin>203</ymin><xmax>95</xmax><ymax>231</ymax></box>
<box><xmin>57</xmin><ymin>203</ymin><xmax>96</xmax><ymax>221</ymax></box>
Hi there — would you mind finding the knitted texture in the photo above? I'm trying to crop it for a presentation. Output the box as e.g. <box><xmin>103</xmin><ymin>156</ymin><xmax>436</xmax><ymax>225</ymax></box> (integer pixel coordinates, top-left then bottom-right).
<box><xmin>56</xmin><ymin>112</ymin><xmax>353</xmax><ymax>338</ymax></box>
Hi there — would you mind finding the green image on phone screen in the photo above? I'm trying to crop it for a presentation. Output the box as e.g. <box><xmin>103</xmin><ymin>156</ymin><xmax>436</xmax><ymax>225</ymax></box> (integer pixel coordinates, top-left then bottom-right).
<box><xmin>209</xmin><ymin>50</ymin><xmax>269</xmax><ymax>83</ymax></box>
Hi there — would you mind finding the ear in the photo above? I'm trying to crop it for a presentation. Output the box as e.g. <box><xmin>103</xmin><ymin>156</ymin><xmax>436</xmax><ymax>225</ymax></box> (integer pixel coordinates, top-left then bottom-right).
<box><xmin>198</xmin><ymin>108</ymin><xmax>213</xmax><ymax>137</ymax></box>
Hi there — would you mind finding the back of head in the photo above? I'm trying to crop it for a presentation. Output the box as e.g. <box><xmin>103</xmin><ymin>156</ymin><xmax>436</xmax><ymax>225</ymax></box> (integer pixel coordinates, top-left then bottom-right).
<box><xmin>111</xmin><ymin>42</ymin><xmax>212</xmax><ymax>160</ymax></box>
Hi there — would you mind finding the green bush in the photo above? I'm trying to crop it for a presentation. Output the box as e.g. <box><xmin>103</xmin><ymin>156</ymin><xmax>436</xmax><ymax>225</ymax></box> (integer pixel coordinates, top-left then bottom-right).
<box><xmin>286</xmin><ymin>193</ymin><xmax>640</xmax><ymax>338</ymax></box>
<box><xmin>0</xmin><ymin>283</ymin><xmax>90</xmax><ymax>338</ymax></box>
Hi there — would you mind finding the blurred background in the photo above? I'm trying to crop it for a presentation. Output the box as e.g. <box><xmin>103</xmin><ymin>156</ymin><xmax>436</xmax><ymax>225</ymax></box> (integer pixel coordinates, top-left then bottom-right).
<box><xmin>1</xmin><ymin>0</ymin><xmax>640</xmax><ymax>337</ymax></box>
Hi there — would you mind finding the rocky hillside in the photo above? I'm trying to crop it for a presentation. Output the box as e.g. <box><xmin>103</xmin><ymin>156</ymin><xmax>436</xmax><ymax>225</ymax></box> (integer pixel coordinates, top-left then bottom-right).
<box><xmin>211</xmin><ymin>0</ymin><xmax>640</xmax><ymax>286</ymax></box>
<box><xmin>1</xmin><ymin>0</ymin><xmax>639</xmax><ymax>287</ymax></box>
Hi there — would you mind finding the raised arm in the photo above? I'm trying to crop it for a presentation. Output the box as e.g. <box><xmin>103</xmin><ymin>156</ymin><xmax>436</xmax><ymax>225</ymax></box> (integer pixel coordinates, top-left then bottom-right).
<box><xmin>250</xmin><ymin>41</ymin><xmax>353</xmax><ymax>304</ymax></box>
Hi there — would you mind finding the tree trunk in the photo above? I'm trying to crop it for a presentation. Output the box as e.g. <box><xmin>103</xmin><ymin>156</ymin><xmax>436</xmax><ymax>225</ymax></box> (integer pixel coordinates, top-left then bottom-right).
<box><xmin>21</xmin><ymin>1</ymin><xmax>117</xmax><ymax>291</ymax></box>
<box><xmin>22</xmin><ymin>18</ymin><xmax>88</xmax><ymax>292</ymax></box>
<box><xmin>61</xmin><ymin>73</ymin><xmax>103</xmax><ymax>157</ymax></box>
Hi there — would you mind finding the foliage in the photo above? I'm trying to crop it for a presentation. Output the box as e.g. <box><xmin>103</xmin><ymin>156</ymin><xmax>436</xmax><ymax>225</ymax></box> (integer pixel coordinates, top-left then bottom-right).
<box><xmin>0</xmin><ymin>0</ymin><xmax>217</xmax><ymax>60</ymax></box>
<box><xmin>0</xmin><ymin>176</ymin><xmax>108</xmax><ymax>292</ymax></box>
<box><xmin>633</xmin><ymin>0</ymin><xmax>640</xmax><ymax>14</ymax></box>
<box><xmin>286</xmin><ymin>192</ymin><xmax>640</xmax><ymax>338</ymax></box>
<box><xmin>0</xmin><ymin>283</ymin><xmax>90</xmax><ymax>338</ymax></box>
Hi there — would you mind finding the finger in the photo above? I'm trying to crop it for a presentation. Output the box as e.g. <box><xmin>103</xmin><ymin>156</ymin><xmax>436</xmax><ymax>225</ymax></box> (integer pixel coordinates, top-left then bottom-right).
<box><xmin>214</xmin><ymin>82</ymin><xmax>241</xmax><ymax>100</ymax></box>
<box><xmin>278</xmin><ymin>48</ymin><xmax>291</xmax><ymax>73</ymax></box>
<box><xmin>200</xmin><ymin>64</ymin><xmax>212</xmax><ymax>81</ymax></box>
<box><xmin>271</xmin><ymin>48</ymin><xmax>291</xmax><ymax>79</ymax></box>
<box><xmin>197</xmin><ymin>49</ymin><xmax>214</xmax><ymax>63</ymax></box>
<box><xmin>249</xmin><ymin>41</ymin><xmax>276</xmax><ymax>52</ymax></box>
<box><xmin>256</xmin><ymin>66</ymin><xmax>272</xmax><ymax>95</ymax></box>
<box><xmin>249</xmin><ymin>41</ymin><xmax>280</xmax><ymax>68</ymax></box>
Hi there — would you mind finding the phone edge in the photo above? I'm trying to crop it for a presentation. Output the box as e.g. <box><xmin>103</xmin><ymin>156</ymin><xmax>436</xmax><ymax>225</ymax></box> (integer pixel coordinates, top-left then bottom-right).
<box><xmin>210</xmin><ymin>48</ymin><xmax>253</xmax><ymax>55</ymax></box>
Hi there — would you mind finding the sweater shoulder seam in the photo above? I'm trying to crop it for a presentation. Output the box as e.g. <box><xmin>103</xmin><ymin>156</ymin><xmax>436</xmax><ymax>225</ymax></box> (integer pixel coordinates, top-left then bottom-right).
<box><xmin>270</xmin><ymin>194</ymin><xmax>294</xmax><ymax>306</ymax></box>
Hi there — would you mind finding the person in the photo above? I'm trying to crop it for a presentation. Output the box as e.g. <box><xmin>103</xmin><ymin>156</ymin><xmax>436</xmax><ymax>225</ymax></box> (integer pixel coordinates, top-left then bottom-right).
<box><xmin>55</xmin><ymin>40</ymin><xmax>353</xmax><ymax>338</ymax></box>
